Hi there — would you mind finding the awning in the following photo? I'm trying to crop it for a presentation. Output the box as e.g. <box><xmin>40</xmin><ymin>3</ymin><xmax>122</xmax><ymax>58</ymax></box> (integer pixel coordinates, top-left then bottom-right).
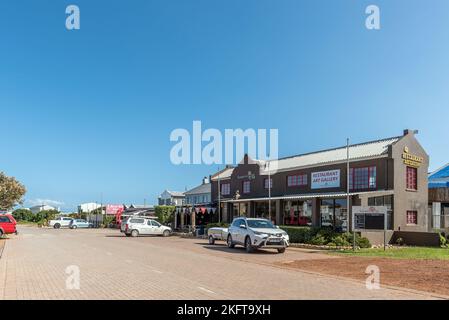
<box><xmin>222</xmin><ymin>190</ymin><xmax>394</xmax><ymax>203</ymax></box>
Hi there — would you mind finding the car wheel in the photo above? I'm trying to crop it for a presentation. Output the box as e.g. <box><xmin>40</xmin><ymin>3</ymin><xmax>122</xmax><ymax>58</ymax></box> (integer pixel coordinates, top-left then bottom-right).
<box><xmin>0</xmin><ymin>230</ymin><xmax>3</xmax><ymax>238</ymax></box>
<box><xmin>277</xmin><ymin>248</ymin><xmax>286</xmax><ymax>254</ymax></box>
<box><xmin>54</xmin><ymin>223</ymin><xmax>61</xmax><ymax>229</ymax></box>
<box><xmin>131</xmin><ymin>230</ymin><xmax>139</xmax><ymax>237</ymax></box>
<box><xmin>227</xmin><ymin>235</ymin><xmax>235</xmax><ymax>248</ymax></box>
<box><xmin>208</xmin><ymin>235</ymin><xmax>215</xmax><ymax>245</ymax></box>
<box><xmin>72</xmin><ymin>225</ymin><xmax>77</xmax><ymax>229</ymax></box>
<box><xmin>163</xmin><ymin>230</ymin><xmax>170</xmax><ymax>237</ymax></box>
<box><xmin>245</xmin><ymin>236</ymin><xmax>254</xmax><ymax>253</ymax></box>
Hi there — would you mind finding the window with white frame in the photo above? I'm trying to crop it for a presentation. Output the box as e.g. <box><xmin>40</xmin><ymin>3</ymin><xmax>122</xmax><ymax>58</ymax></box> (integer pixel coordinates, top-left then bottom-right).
<box><xmin>243</xmin><ymin>181</ymin><xmax>251</xmax><ymax>194</ymax></box>
<box><xmin>349</xmin><ymin>166</ymin><xmax>376</xmax><ymax>190</ymax></box>
<box><xmin>221</xmin><ymin>183</ymin><xmax>230</xmax><ymax>196</ymax></box>
<box><xmin>264</xmin><ymin>178</ymin><xmax>273</xmax><ymax>189</ymax></box>
<box><xmin>287</xmin><ymin>174</ymin><xmax>307</xmax><ymax>187</ymax></box>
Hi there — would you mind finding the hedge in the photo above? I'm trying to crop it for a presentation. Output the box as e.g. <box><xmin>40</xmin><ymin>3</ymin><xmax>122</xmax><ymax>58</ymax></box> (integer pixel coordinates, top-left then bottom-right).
<box><xmin>279</xmin><ymin>225</ymin><xmax>371</xmax><ymax>248</ymax></box>
<box><xmin>205</xmin><ymin>222</ymin><xmax>229</xmax><ymax>230</ymax></box>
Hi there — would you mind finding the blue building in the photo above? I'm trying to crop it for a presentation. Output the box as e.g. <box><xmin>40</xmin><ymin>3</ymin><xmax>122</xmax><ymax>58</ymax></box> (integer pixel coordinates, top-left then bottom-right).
<box><xmin>429</xmin><ymin>163</ymin><xmax>449</xmax><ymax>230</ymax></box>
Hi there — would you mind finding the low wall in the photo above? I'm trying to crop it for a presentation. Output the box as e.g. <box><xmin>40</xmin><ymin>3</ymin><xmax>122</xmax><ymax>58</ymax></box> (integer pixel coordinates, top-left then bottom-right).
<box><xmin>391</xmin><ymin>231</ymin><xmax>440</xmax><ymax>247</ymax></box>
<box><xmin>361</xmin><ymin>231</ymin><xmax>394</xmax><ymax>246</ymax></box>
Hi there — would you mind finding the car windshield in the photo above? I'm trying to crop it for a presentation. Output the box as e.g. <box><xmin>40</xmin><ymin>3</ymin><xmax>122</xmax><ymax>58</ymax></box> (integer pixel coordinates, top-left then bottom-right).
<box><xmin>246</xmin><ymin>219</ymin><xmax>275</xmax><ymax>229</ymax></box>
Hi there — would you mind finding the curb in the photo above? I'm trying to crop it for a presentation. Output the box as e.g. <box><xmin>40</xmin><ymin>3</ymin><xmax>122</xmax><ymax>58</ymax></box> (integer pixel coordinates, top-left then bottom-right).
<box><xmin>274</xmin><ymin>261</ymin><xmax>449</xmax><ymax>300</ymax></box>
<box><xmin>0</xmin><ymin>240</ymin><xmax>5</xmax><ymax>260</ymax></box>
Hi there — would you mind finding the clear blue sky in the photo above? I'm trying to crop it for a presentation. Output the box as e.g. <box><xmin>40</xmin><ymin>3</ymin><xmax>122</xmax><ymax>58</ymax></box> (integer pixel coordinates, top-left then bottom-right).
<box><xmin>1</xmin><ymin>0</ymin><xmax>448</xmax><ymax>211</ymax></box>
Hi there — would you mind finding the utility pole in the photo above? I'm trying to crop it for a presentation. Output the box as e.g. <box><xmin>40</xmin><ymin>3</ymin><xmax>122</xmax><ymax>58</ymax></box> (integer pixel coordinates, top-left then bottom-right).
<box><xmin>217</xmin><ymin>166</ymin><xmax>221</xmax><ymax>223</ymax></box>
<box><xmin>346</xmin><ymin>138</ymin><xmax>355</xmax><ymax>251</ymax></box>
<box><xmin>267</xmin><ymin>161</ymin><xmax>272</xmax><ymax>222</ymax></box>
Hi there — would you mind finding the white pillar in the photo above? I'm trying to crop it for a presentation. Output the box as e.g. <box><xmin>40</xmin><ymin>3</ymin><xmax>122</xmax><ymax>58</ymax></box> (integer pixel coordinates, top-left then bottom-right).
<box><xmin>432</xmin><ymin>202</ymin><xmax>441</xmax><ymax>229</ymax></box>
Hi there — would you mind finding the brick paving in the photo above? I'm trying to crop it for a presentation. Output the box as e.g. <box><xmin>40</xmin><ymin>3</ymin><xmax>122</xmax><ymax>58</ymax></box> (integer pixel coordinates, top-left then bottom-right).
<box><xmin>0</xmin><ymin>226</ymin><xmax>440</xmax><ymax>300</ymax></box>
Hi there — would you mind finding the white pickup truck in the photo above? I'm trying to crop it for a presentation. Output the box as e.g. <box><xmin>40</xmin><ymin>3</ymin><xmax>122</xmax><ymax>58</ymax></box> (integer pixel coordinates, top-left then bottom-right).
<box><xmin>49</xmin><ymin>217</ymin><xmax>73</xmax><ymax>229</ymax></box>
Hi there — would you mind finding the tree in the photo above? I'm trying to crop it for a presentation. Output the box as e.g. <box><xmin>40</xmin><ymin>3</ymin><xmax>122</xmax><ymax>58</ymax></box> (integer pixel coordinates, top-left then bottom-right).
<box><xmin>155</xmin><ymin>205</ymin><xmax>175</xmax><ymax>224</ymax></box>
<box><xmin>12</xmin><ymin>208</ymin><xmax>33</xmax><ymax>221</ymax></box>
<box><xmin>32</xmin><ymin>210</ymin><xmax>59</xmax><ymax>223</ymax></box>
<box><xmin>0</xmin><ymin>172</ymin><xmax>26</xmax><ymax>210</ymax></box>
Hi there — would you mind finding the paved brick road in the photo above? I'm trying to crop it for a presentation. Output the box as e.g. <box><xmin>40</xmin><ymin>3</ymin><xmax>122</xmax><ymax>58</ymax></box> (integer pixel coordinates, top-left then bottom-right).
<box><xmin>0</xmin><ymin>226</ymin><xmax>439</xmax><ymax>300</ymax></box>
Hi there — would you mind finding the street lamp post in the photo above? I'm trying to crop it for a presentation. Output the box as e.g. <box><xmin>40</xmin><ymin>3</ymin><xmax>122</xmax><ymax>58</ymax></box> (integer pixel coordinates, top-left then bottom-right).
<box><xmin>217</xmin><ymin>167</ymin><xmax>221</xmax><ymax>223</ymax></box>
<box><xmin>265</xmin><ymin>161</ymin><xmax>272</xmax><ymax>222</ymax></box>
<box><xmin>346</xmin><ymin>138</ymin><xmax>355</xmax><ymax>251</ymax></box>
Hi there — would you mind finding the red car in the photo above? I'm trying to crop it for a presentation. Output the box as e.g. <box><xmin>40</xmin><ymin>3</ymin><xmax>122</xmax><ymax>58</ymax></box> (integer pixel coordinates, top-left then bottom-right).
<box><xmin>0</xmin><ymin>214</ymin><xmax>17</xmax><ymax>237</ymax></box>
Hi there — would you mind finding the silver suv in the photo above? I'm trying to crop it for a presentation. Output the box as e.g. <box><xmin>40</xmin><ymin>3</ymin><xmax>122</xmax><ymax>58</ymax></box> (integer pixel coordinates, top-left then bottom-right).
<box><xmin>121</xmin><ymin>217</ymin><xmax>172</xmax><ymax>237</ymax></box>
<box><xmin>227</xmin><ymin>217</ymin><xmax>289</xmax><ymax>253</ymax></box>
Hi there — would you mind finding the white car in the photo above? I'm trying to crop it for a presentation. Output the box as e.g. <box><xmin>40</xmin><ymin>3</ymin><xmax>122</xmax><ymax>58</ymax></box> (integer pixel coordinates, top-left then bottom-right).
<box><xmin>121</xmin><ymin>217</ymin><xmax>172</xmax><ymax>237</ymax></box>
<box><xmin>49</xmin><ymin>217</ymin><xmax>73</xmax><ymax>229</ymax></box>
<box><xmin>227</xmin><ymin>217</ymin><xmax>289</xmax><ymax>253</ymax></box>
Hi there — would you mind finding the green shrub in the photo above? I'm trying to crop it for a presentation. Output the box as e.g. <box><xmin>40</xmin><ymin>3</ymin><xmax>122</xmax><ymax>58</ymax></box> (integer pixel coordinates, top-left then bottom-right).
<box><xmin>356</xmin><ymin>236</ymin><xmax>371</xmax><ymax>248</ymax></box>
<box><xmin>310</xmin><ymin>235</ymin><xmax>327</xmax><ymax>245</ymax></box>
<box><xmin>331</xmin><ymin>234</ymin><xmax>351</xmax><ymax>247</ymax></box>
<box><xmin>280</xmin><ymin>225</ymin><xmax>370</xmax><ymax>248</ymax></box>
<box><xmin>205</xmin><ymin>222</ymin><xmax>229</xmax><ymax>230</ymax></box>
<box><xmin>396</xmin><ymin>237</ymin><xmax>405</xmax><ymax>246</ymax></box>
<box><xmin>103</xmin><ymin>215</ymin><xmax>115</xmax><ymax>228</ymax></box>
<box><xmin>154</xmin><ymin>206</ymin><xmax>176</xmax><ymax>224</ymax></box>
<box><xmin>279</xmin><ymin>226</ymin><xmax>317</xmax><ymax>244</ymax></box>
<box><xmin>12</xmin><ymin>208</ymin><xmax>33</xmax><ymax>221</ymax></box>
<box><xmin>439</xmin><ymin>233</ymin><xmax>447</xmax><ymax>248</ymax></box>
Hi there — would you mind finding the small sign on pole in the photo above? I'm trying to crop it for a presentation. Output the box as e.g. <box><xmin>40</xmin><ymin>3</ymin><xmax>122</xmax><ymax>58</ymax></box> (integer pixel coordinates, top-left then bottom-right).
<box><xmin>352</xmin><ymin>206</ymin><xmax>388</xmax><ymax>250</ymax></box>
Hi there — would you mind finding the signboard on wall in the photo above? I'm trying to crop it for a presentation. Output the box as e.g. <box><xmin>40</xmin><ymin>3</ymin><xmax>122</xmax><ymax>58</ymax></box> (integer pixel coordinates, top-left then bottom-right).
<box><xmin>402</xmin><ymin>146</ymin><xmax>424</xmax><ymax>168</ymax></box>
<box><xmin>106</xmin><ymin>204</ymin><xmax>124</xmax><ymax>215</ymax></box>
<box><xmin>353</xmin><ymin>206</ymin><xmax>387</xmax><ymax>231</ymax></box>
<box><xmin>311</xmin><ymin>169</ymin><xmax>340</xmax><ymax>189</ymax></box>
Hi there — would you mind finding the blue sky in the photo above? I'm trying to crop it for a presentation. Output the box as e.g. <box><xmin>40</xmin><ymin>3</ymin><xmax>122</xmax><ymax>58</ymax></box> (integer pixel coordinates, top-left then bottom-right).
<box><xmin>1</xmin><ymin>0</ymin><xmax>448</xmax><ymax>211</ymax></box>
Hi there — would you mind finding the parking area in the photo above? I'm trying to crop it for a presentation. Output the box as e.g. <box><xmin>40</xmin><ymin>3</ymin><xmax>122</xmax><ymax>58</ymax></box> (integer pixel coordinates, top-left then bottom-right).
<box><xmin>0</xmin><ymin>226</ymin><xmax>441</xmax><ymax>300</ymax></box>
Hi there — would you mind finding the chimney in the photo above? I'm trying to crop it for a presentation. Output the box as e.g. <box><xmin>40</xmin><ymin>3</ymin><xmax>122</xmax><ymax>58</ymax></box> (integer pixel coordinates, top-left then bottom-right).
<box><xmin>202</xmin><ymin>176</ymin><xmax>209</xmax><ymax>184</ymax></box>
<box><xmin>403</xmin><ymin>129</ymin><xmax>419</xmax><ymax>136</ymax></box>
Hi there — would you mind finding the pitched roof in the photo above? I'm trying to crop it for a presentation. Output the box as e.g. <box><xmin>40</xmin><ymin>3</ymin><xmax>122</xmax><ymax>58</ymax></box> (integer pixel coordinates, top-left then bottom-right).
<box><xmin>256</xmin><ymin>136</ymin><xmax>401</xmax><ymax>174</ymax></box>
<box><xmin>429</xmin><ymin>163</ymin><xmax>449</xmax><ymax>180</ymax></box>
<box><xmin>429</xmin><ymin>163</ymin><xmax>449</xmax><ymax>188</ymax></box>
<box><xmin>185</xmin><ymin>183</ymin><xmax>211</xmax><ymax>195</ymax></box>
<box><xmin>211</xmin><ymin>136</ymin><xmax>401</xmax><ymax>178</ymax></box>
<box><xmin>210</xmin><ymin>167</ymin><xmax>234</xmax><ymax>181</ymax></box>
<box><xmin>167</xmin><ymin>190</ymin><xmax>185</xmax><ymax>197</ymax></box>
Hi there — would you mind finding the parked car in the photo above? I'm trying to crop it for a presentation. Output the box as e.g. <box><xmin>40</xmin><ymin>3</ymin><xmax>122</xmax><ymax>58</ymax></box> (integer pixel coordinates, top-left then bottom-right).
<box><xmin>121</xmin><ymin>217</ymin><xmax>172</xmax><ymax>237</ymax></box>
<box><xmin>69</xmin><ymin>219</ymin><xmax>93</xmax><ymax>229</ymax></box>
<box><xmin>226</xmin><ymin>217</ymin><xmax>289</xmax><ymax>253</ymax></box>
<box><xmin>49</xmin><ymin>217</ymin><xmax>73</xmax><ymax>229</ymax></box>
<box><xmin>0</xmin><ymin>214</ymin><xmax>17</xmax><ymax>237</ymax></box>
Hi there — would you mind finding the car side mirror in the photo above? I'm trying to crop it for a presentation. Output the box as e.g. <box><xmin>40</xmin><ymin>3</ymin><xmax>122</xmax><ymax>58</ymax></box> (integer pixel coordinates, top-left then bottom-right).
<box><xmin>239</xmin><ymin>224</ymin><xmax>246</xmax><ymax>229</ymax></box>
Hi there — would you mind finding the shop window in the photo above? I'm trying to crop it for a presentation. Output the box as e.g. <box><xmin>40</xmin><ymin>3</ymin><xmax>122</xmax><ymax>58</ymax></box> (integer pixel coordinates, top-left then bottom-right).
<box><xmin>255</xmin><ymin>202</ymin><xmax>275</xmax><ymax>220</ymax></box>
<box><xmin>221</xmin><ymin>183</ymin><xmax>230</xmax><ymax>196</ymax></box>
<box><xmin>349</xmin><ymin>166</ymin><xmax>376</xmax><ymax>190</ymax></box>
<box><xmin>243</xmin><ymin>181</ymin><xmax>251</xmax><ymax>194</ymax></box>
<box><xmin>287</xmin><ymin>174</ymin><xmax>307</xmax><ymax>187</ymax></box>
<box><xmin>406</xmin><ymin>166</ymin><xmax>417</xmax><ymax>190</ymax></box>
<box><xmin>283</xmin><ymin>200</ymin><xmax>312</xmax><ymax>226</ymax></box>
<box><xmin>406</xmin><ymin>210</ymin><xmax>418</xmax><ymax>225</ymax></box>
<box><xmin>264</xmin><ymin>178</ymin><xmax>273</xmax><ymax>189</ymax></box>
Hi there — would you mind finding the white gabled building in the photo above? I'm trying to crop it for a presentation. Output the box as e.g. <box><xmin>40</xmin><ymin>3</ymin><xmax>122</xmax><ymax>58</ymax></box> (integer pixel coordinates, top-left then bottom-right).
<box><xmin>30</xmin><ymin>205</ymin><xmax>57</xmax><ymax>214</ymax></box>
<box><xmin>78</xmin><ymin>202</ymin><xmax>102</xmax><ymax>213</ymax></box>
<box><xmin>158</xmin><ymin>190</ymin><xmax>185</xmax><ymax>206</ymax></box>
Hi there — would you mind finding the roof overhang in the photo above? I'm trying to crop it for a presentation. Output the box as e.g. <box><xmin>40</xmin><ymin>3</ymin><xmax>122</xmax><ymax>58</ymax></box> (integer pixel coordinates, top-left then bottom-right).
<box><xmin>222</xmin><ymin>190</ymin><xmax>394</xmax><ymax>203</ymax></box>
